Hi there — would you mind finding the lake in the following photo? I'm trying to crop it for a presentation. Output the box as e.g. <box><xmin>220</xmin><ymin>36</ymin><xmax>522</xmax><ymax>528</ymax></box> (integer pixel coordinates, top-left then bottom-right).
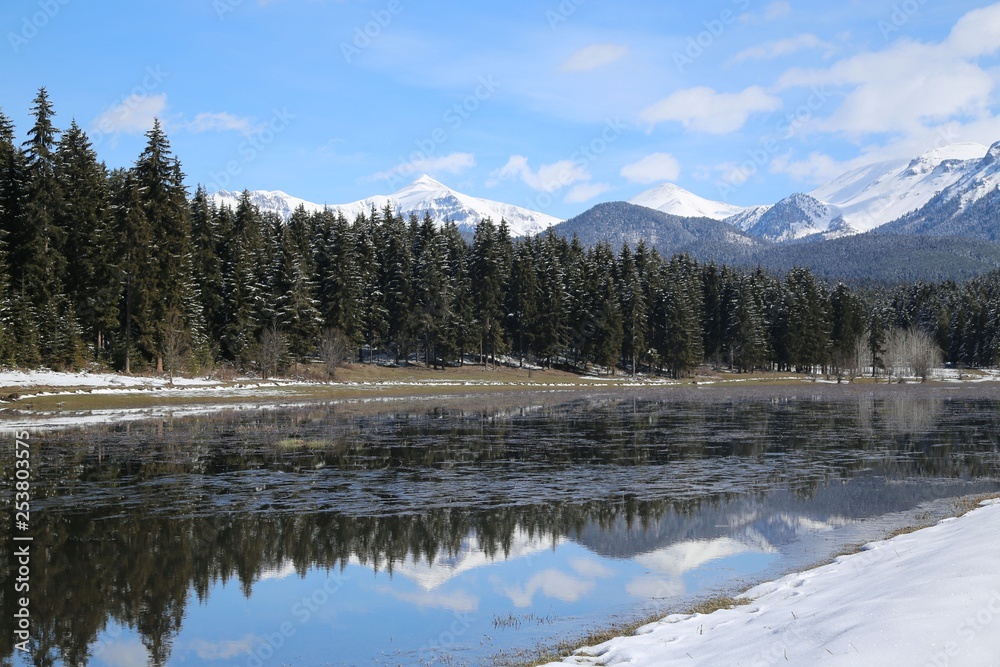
<box><xmin>2</xmin><ymin>384</ymin><xmax>999</xmax><ymax>666</ymax></box>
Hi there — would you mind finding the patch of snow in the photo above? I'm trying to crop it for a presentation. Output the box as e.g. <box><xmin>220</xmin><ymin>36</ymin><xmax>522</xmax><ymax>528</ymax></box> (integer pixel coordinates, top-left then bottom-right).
<box><xmin>628</xmin><ymin>183</ymin><xmax>754</xmax><ymax>220</ymax></box>
<box><xmin>540</xmin><ymin>499</ymin><xmax>1000</xmax><ymax>667</ymax></box>
<box><xmin>213</xmin><ymin>175</ymin><xmax>562</xmax><ymax>238</ymax></box>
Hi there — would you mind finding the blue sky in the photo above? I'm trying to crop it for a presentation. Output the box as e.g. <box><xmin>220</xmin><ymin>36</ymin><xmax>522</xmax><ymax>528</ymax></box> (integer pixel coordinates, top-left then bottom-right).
<box><xmin>3</xmin><ymin>0</ymin><xmax>1000</xmax><ymax>218</ymax></box>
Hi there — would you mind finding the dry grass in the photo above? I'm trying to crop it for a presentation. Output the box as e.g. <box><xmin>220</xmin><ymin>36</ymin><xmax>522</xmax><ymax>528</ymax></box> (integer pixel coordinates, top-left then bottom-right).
<box><xmin>0</xmin><ymin>366</ymin><xmax>833</xmax><ymax>416</ymax></box>
<box><xmin>495</xmin><ymin>595</ymin><xmax>750</xmax><ymax>667</ymax></box>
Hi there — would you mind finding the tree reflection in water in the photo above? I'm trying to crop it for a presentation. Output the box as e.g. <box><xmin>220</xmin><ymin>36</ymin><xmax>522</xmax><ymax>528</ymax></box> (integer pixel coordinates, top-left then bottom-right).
<box><xmin>1</xmin><ymin>387</ymin><xmax>998</xmax><ymax>666</ymax></box>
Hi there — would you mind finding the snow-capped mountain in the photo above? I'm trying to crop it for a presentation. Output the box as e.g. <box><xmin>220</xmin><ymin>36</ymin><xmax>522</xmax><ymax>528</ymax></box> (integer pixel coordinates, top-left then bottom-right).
<box><xmin>623</xmin><ymin>142</ymin><xmax>996</xmax><ymax>243</ymax></box>
<box><xmin>628</xmin><ymin>182</ymin><xmax>752</xmax><ymax>220</ymax></box>
<box><xmin>809</xmin><ymin>142</ymin><xmax>989</xmax><ymax>232</ymax></box>
<box><xmin>212</xmin><ymin>175</ymin><xmax>561</xmax><ymax>237</ymax></box>
<box><xmin>212</xmin><ymin>189</ymin><xmax>329</xmax><ymax>219</ymax></box>
<box><xmin>881</xmin><ymin>141</ymin><xmax>1000</xmax><ymax>240</ymax></box>
<box><xmin>742</xmin><ymin>193</ymin><xmax>845</xmax><ymax>242</ymax></box>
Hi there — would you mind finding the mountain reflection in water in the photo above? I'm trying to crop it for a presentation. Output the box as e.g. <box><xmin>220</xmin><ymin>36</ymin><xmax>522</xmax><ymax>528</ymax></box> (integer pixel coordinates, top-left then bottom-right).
<box><xmin>2</xmin><ymin>387</ymin><xmax>999</xmax><ymax>666</ymax></box>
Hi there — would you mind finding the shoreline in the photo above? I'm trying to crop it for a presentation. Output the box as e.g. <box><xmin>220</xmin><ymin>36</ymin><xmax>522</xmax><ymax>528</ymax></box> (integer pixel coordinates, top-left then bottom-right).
<box><xmin>2</xmin><ymin>366</ymin><xmax>1000</xmax><ymax>429</ymax></box>
<box><xmin>531</xmin><ymin>495</ymin><xmax>1000</xmax><ymax>667</ymax></box>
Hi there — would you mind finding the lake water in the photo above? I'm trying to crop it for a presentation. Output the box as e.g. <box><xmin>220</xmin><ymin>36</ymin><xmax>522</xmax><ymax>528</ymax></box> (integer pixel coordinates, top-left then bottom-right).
<box><xmin>2</xmin><ymin>385</ymin><xmax>1000</xmax><ymax>667</ymax></box>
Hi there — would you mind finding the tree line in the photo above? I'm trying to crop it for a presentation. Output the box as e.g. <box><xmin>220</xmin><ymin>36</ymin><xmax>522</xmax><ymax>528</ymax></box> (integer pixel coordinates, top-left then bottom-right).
<box><xmin>2</xmin><ymin>88</ymin><xmax>999</xmax><ymax>378</ymax></box>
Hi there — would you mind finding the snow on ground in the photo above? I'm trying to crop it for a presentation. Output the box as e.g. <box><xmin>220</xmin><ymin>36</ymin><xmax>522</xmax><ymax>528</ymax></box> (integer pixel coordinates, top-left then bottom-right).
<box><xmin>540</xmin><ymin>499</ymin><xmax>1000</xmax><ymax>667</ymax></box>
<box><xmin>0</xmin><ymin>369</ymin><xmax>219</xmax><ymax>389</ymax></box>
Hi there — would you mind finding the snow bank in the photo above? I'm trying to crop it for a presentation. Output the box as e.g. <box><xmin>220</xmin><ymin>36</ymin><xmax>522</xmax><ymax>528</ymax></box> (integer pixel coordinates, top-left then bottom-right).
<box><xmin>541</xmin><ymin>499</ymin><xmax>1000</xmax><ymax>666</ymax></box>
<box><xmin>0</xmin><ymin>369</ymin><xmax>218</xmax><ymax>389</ymax></box>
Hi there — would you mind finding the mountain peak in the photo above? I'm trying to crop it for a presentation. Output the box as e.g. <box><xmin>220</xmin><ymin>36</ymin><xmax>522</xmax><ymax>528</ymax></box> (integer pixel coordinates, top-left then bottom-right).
<box><xmin>408</xmin><ymin>174</ymin><xmax>448</xmax><ymax>189</ymax></box>
<box><xmin>628</xmin><ymin>182</ymin><xmax>751</xmax><ymax>221</ymax></box>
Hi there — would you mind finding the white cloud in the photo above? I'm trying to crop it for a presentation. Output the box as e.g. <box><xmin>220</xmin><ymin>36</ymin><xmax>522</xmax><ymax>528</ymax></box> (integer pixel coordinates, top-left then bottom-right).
<box><xmin>372</xmin><ymin>152</ymin><xmax>476</xmax><ymax>181</ymax></box>
<box><xmin>570</xmin><ymin>558</ymin><xmax>614</xmax><ymax>579</ymax></box>
<box><xmin>774</xmin><ymin>4</ymin><xmax>1000</xmax><ymax>140</ymax></box>
<box><xmin>503</xmin><ymin>569</ymin><xmax>596</xmax><ymax>608</ymax></box>
<box><xmin>565</xmin><ymin>182</ymin><xmax>610</xmax><ymax>203</ymax></box>
<box><xmin>488</xmin><ymin>155</ymin><xmax>590</xmax><ymax>192</ymax></box>
<box><xmin>621</xmin><ymin>152</ymin><xmax>681</xmax><ymax>184</ymax></box>
<box><xmin>99</xmin><ymin>639</ymin><xmax>149</xmax><ymax>667</ymax></box>
<box><xmin>187</xmin><ymin>112</ymin><xmax>259</xmax><ymax>135</ymax></box>
<box><xmin>740</xmin><ymin>0</ymin><xmax>791</xmax><ymax>24</ymax></box>
<box><xmin>92</xmin><ymin>93</ymin><xmax>167</xmax><ymax>137</ymax></box>
<box><xmin>640</xmin><ymin>86</ymin><xmax>782</xmax><ymax>134</ymax></box>
<box><xmin>769</xmin><ymin>150</ymin><xmax>854</xmax><ymax>184</ymax></box>
<box><xmin>945</xmin><ymin>3</ymin><xmax>1000</xmax><ymax>58</ymax></box>
<box><xmin>731</xmin><ymin>34</ymin><xmax>832</xmax><ymax>63</ymax></box>
<box><xmin>560</xmin><ymin>43</ymin><xmax>629</xmax><ymax>72</ymax></box>
<box><xmin>386</xmin><ymin>588</ymin><xmax>479</xmax><ymax>613</ymax></box>
<box><xmin>190</xmin><ymin>636</ymin><xmax>257</xmax><ymax>660</ymax></box>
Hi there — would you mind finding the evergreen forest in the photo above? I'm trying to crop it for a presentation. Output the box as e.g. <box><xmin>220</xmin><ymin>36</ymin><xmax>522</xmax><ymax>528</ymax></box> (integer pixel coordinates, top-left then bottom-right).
<box><xmin>3</xmin><ymin>89</ymin><xmax>1000</xmax><ymax>379</ymax></box>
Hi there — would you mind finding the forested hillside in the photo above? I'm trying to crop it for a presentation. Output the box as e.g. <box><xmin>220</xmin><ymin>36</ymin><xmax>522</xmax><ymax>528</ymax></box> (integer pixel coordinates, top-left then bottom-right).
<box><xmin>3</xmin><ymin>89</ymin><xmax>1000</xmax><ymax>378</ymax></box>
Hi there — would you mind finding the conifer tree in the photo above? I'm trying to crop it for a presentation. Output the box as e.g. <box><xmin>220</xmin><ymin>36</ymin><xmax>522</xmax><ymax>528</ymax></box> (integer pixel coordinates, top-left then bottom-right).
<box><xmin>189</xmin><ymin>187</ymin><xmax>224</xmax><ymax>362</ymax></box>
<box><xmin>133</xmin><ymin>120</ymin><xmax>197</xmax><ymax>372</ymax></box>
<box><xmin>413</xmin><ymin>214</ymin><xmax>452</xmax><ymax>367</ymax></box>
<box><xmin>20</xmin><ymin>87</ymin><xmax>76</xmax><ymax>365</ymax></box>
<box><xmin>56</xmin><ymin>121</ymin><xmax>117</xmax><ymax>359</ymax></box>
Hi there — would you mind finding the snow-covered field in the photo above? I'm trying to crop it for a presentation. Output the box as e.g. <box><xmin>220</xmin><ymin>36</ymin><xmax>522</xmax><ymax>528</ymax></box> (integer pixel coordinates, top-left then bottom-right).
<box><xmin>0</xmin><ymin>369</ymin><xmax>221</xmax><ymax>389</ymax></box>
<box><xmin>540</xmin><ymin>499</ymin><xmax>1000</xmax><ymax>667</ymax></box>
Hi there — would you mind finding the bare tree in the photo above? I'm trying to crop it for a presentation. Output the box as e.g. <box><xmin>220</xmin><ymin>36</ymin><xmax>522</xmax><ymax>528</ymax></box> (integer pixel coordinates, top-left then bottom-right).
<box><xmin>910</xmin><ymin>329</ymin><xmax>942</xmax><ymax>382</ymax></box>
<box><xmin>318</xmin><ymin>328</ymin><xmax>352</xmax><ymax>381</ymax></box>
<box><xmin>256</xmin><ymin>323</ymin><xmax>287</xmax><ymax>380</ymax></box>
<box><xmin>160</xmin><ymin>310</ymin><xmax>190</xmax><ymax>386</ymax></box>
<box><xmin>884</xmin><ymin>327</ymin><xmax>942</xmax><ymax>383</ymax></box>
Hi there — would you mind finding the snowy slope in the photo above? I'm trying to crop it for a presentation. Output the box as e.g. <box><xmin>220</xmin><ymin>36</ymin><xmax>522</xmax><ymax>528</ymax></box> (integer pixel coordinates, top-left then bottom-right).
<box><xmin>540</xmin><ymin>499</ymin><xmax>1000</xmax><ymax>667</ymax></box>
<box><xmin>809</xmin><ymin>142</ymin><xmax>989</xmax><ymax>232</ymax></box>
<box><xmin>628</xmin><ymin>183</ymin><xmax>752</xmax><ymax>220</ymax></box>
<box><xmin>212</xmin><ymin>175</ymin><xmax>561</xmax><ymax>237</ymax></box>
<box><xmin>211</xmin><ymin>189</ymin><xmax>329</xmax><ymax>219</ymax></box>
<box><xmin>743</xmin><ymin>193</ymin><xmax>843</xmax><ymax>242</ymax></box>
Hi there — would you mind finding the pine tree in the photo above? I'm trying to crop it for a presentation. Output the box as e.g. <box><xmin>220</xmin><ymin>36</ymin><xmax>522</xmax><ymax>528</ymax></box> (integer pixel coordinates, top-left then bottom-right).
<box><xmin>109</xmin><ymin>167</ymin><xmax>152</xmax><ymax>373</ymax></box>
<box><xmin>379</xmin><ymin>205</ymin><xmax>415</xmax><ymax>363</ymax></box>
<box><xmin>471</xmin><ymin>218</ymin><xmax>511</xmax><ymax>367</ymax></box>
<box><xmin>534</xmin><ymin>233</ymin><xmax>569</xmax><ymax>368</ymax></box>
<box><xmin>56</xmin><ymin>120</ymin><xmax>117</xmax><ymax>360</ymax></box>
<box><xmin>273</xmin><ymin>221</ymin><xmax>321</xmax><ymax>363</ymax></box>
<box><xmin>508</xmin><ymin>237</ymin><xmax>541</xmax><ymax>364</ymax></box>
<box><xmin>189</xmin><ymin>186</ymin><xmax>224</xmax><ymax>361</ymax></box>
<box><xmin>133</xmin><ymin>120</ymin><xmax>197</xmax><ymax>372</ymax></box>
<box><xmin>20</xmin><ymin>87</ymin><xmax>75</xmax><ymax>365</ymax></box>
<box><xmin>619</xmin><ymin>244</ymin><xmax>648</xmax><ymax>376</ymax></box>
<box><xmin>356</xmin><ymin>210</ymin><xmax>388</xmax><ymax>363</ymax></box>
<box><xmin>0</xmin><ymin>109</ymin><xmax>23</xmax><ymax>363</ymax></box>
<box><xmin>220</xmin><ymin>192</ymin><xmax>267</xmax><ymax>364</ymax></box>
<box><xmin>442</xmin><ymin>220</ymin><xmax>474</xmax><ymax>364</ymax></box>
<box><xmin>413</xmin><ymin>214</ymin><xmax>452</xmax><ymax>367</ymax></box>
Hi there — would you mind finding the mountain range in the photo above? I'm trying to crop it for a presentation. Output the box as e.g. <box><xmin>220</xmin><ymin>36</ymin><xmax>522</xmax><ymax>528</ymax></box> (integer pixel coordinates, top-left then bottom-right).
<box><xmin>212</xmin><ymin>174</ymin><xmax>560</xmax><ymax>238</ymax></box>
<box><xmin>209</xmin><ymin>141</ymin><xmax>1000</xmax><ymax>282</ymax></box>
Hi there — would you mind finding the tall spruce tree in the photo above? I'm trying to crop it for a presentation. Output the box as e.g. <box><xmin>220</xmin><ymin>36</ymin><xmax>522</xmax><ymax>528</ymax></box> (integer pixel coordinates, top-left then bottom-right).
<box><xmin>20</xmin><ymin>88</ymin><xmax>78</xmax><ymax>365</ymax></box>
<box><xmin>56</xmin><ymin>121</ymin><xmax>117</xmax><ymax>359</ymax></box>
